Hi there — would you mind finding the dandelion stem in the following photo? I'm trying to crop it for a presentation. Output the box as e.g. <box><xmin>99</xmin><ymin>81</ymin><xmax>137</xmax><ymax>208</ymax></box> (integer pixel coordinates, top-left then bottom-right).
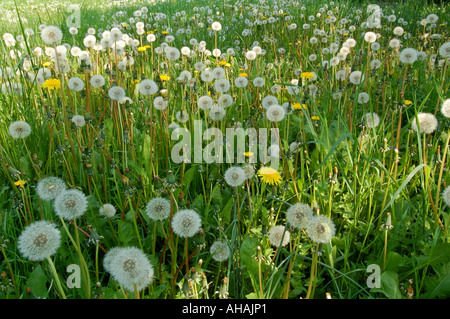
<box><xmin>305</xmin><ymin>244</ymin><xmax>319</xmax><ymax>299</ymax></box>
<box><xmin>46</xmin><ymin>256</ymin><xmax>67</xmax><ymax>299</ymax></box>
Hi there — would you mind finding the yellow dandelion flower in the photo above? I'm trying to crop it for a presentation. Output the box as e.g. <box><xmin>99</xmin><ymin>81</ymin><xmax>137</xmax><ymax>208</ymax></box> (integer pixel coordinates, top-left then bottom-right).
<box><xmin>160</xmin><ymin>74</ymin><xmax>170</xmax><ymax>81</ymax></box>
<box><xmin>343</xmin><ymin>33</ymin><xmax>349</xmax><ymax>36</ymax></box>
<box><xmin>258</xmin><ymin>167</ymin><xmax>282</xmax><ymax>186</ymax></box>
<box><xmin>43</xmin><ymin>62</ymin><xmax>51</xmax><ymax>67</ymax></box>
<box><xmin>311</xmin><ymin>115</ymin><xmax>320</xmax><ymax>121</ymax></box>
<box><xmin>293</xmin><ymin>103</ymin><xmax>307</xmax><ymax>110</ymax></box>
<box><xmin>404</xmin><ymin>100</ymin><xmax>413</xmax><ymax>105</ymax></box>
<box><xmin>162</xmin><ymin>31</ymin><xmax>168</xmax><ymax>35</ymax></box>
<box><xmin>145</xmin><ymin>45</ymin><xmax>151</xmax><ymax>49</ymax></box>
<box><xmin>301</xmin><ymin>72</ymin><xmax>315</xmax><ymax>79</ymax></box>
<box><xmin>14</xmin><ymin>180</ymin><xmax>26</xmax><ymax>188</ymax></box>
<box><xmin>41</xmin><ymin>78</ymin><xmax>61</xmax><ymax>90</ymax></box>
<box><xmin>239</xmin><ymin>72</ymin><xmax>248</xmax><ymax>77</ymax></box>
<box><xmin>137</xmin><ymin>46</ymin><xmax>147</xmax><ymax>52</ymax></box>
<box><xmin>243</xmin><ymin>152</ymin><xmax>254</xmax><ymax>157</ymax></box>
<box><xmin>219</xmin><ymin>61</ymin><xmax>231</xmax><ymax>67</ymax></box>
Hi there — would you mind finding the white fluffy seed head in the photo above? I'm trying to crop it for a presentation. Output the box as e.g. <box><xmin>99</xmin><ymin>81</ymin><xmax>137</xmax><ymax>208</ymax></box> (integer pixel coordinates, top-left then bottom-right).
<box><xmin>268</xmin><ymin>225</ymin><xmax>290</xmax><ymax>247</ymax></box>
<box><xmin>399</xmin><ymin>48</ymin><xmax>418</xmax><ymax>64</ymax></box>
<box><xmin>108</xmin><ymin>86</ymin><xmax>126</xmax><ymax>101</ymax></box>
<box><xmin>18</xmin><ymin>220</ymin><xmax>61</xmax><ymax>261</ymax></box>
<box><xmin>442</xmin><ymin>186</ymin><xmax>450</xmax><ymax>207</ymax></box>
<box><xmin>53</xmin><ymin>189</ymin><xmax>88</xmax><ymax>220</ymax></box>
<box><xmin>90</xmin><ymin>74</ymin><xmax>105</xmax><ymax>88</ymax></box>
<box><xmin>349</xmin><ymin>71</ymin><xmax>364</xmax><ymax>85</ymax></box>
<box><xmin>266</xmin><ymin>105</ymin><xmax>286</xmax><ymax>122</ymax></box>
<box><xmin>209</xmin><ymin>106</ymin><xmax>226</xmax><ymax>121</ymax></box>
<box><xmin>36</xmin><ymin>177</ymin><xmax>67</xmax><ymax>201</ymax></box>
<box><xmin>68</xmin><ymin>77</ymin><xmax>85</xmax><ymax>92</ymax></box>
<box><xmin>362</xmin><ymin>112</ymin><xmax>380</xmax><ymax>128</ymax></box>
<box><xmin>224</xmin><ymin>166</ymin><xmax>246</xmax><ymax>187</ymax></box>
<box><xmin>9</xmin><ymin>121</ymin><xmax>31</xmax><ymax>139</ymax></box>
<box><xmin>145</xmin><ymin>197</ymin><xmax>171</xmax><ymax>221</ymax></box>
<box><xmin>262</xmin><ymin>95</ymin><xmax>278</xmax><ymax>109</ymax></box>
<box><xmin>210</xmin><ymin>240</ymin><xmax>230</xmax><ymax>262</ymax></box>
<box><xmin>411</xmin><ymin>112</ymin><xmax>438</xmax><ymax>134</ymax></box>
<box><xmin>197</xmin><ymin>95</ymin><xmax>213</xmax><ymax>110</ymax></box>
<box><xmin>99</xmin><ymin>203</ymin><xmax>116</xmax><ymax>218</ymax></box>
<box><xmin>214</xmin><ymin>78</ymin><xmax>231</xmax><ymax>93</ymax></box>
<box><xmin>439</xmin><ymin>42</ymin><xmax>450</xmax><ymax>58</ymax></box>
<box><xmin>440</xmin><ymin>99</ymin><xmax>450</xmax><ymax>118</ymax></box>
<box><xmin>235</xmin><ymin>76</ymin><xmax>248</xmax><ymax>88</ymax></box>
<box><xmin>286</xmin><ymin>203</ymin><xmax>313</xmax><ymax>229</ymax></box>
<box><xmin>41</xmin><ymin>25</ymin><xmax>63</xmax><ymax>45</ymax></box>
<box><xmin>138</xmin><ymin>79</ymin><xmax>158</xmax><ymax>96</ymax></box>
<box><xmin>211</xmin><ymin>21</ymin><xmax>222</xmax><ymax>31</ymax></box>
<box><xmin>71</xmin><ymin>115</ymin><xmax>86</xmax><ymax>127</ymax></box>
<box><xmin>306</xmin><ymin>215</ymin><xmax>336</xmax><ymax>244</ymax></box>
<box><xmin>171</xmin><ymin>209</ymin><xmax>202</xmax><ymax>238</ymax></box>
<box><xmin>103</xmin><ymin>246</ymin><xmax>154</xmax><ymax>292</ymax></box>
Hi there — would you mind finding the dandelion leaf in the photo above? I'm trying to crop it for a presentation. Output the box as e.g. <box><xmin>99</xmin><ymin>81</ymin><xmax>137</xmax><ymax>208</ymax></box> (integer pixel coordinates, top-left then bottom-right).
<box><xmin>371</xmin><ymin>271</ymin><xmax>403</xmax><ymax>299</ymax></box>
<box><xmin>26</xmin><ymin>265</ymin><xmax>48</xmax><ymax>299</ymax></box>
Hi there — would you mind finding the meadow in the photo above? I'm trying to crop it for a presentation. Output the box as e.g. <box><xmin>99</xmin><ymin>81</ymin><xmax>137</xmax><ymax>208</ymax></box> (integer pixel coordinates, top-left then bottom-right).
<box><xmin>0</xmin><ymin>0</ymin><xmax>449</xmax><ymax>299</ymax></box>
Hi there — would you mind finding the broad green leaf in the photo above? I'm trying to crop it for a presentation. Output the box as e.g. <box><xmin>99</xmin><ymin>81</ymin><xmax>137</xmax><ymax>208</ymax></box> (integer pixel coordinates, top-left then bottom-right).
<box><xmin>240</xmin><ymin>237</ymin><xmax>261</xmax><ymax>277</ymax></box>
<box><xmin>423</xmin><ymin>262</ymin><xmax>450</xmax><ymax>298</ymax></box>
<box><xmin>182</xmin><ymin>166</ymin><xmax>196</xmax><ymax>193</ymax></box>
<box><xmin>210</xmin><ymin>184</ymin><xmax>222</xmax><ymax>205</ymax></box>
<box><xmin>429</xmin><ymin>243</ymin><xmax>450</xmax><ymax>266</ymax></box>
<box><xmin>118</xmin><ymin>219</ymin><xmax>137</xmax><ymax>246</ymax></box>
<box><xmin>26</xmin><ymin>265</ymin><xmax>48</xmax><ymax>299</ymax></box>
<box><xmin>385</xmin><ymin>251</ymin><xmax>405</xmax><ymax>273</ymax></box>
<box><xmin>372</xmin><ymin>271</ymin><xmax>403</xmax><ymax>299</ymax></box>
<box><xmin>221</xmin><ymin>198</ymin><xmax>233</xmax><ymax>224</ymax></box>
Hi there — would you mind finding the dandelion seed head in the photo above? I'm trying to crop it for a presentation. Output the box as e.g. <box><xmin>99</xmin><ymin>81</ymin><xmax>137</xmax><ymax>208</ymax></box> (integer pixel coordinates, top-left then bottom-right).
<box><xmin>53</xmin><ymin>189</ymin><xmax>88</xmax><ymax>220</ymax></box>
<box><xmin>209</xmin><ymin>106</ymin><xmax>226</xmax><ymax>121</ymax></box>
<box><xmin>306</xmin><ymin>215</ymin><xmax>336</xmax><ymax>244</ymax></box>
<box><xmin>145</xmin><ymin>197</ymin><xmax>171</xmax><ymax>221</ymax></box>
<box><xmin>103</xmin><ymin>246</ymin><xmax>154</xmax><ymax>292</ymax></box>
<box><xmin>36</xmin><ymin>177</ymin><xmax>67</xmax><ymax>201</ymax></box>
<box><xmin>399</xmin><ymin>48</ymin><xmax>418</xmax><ymax>64</ymax></box>
<box><xmin>68</xmin><ymin>77</ymin><xmax>85</xmax><ymax>92</ymax></box>
<box><xmin>171</xmin><ymin>209</ymin><xmax>202</xmax><ymax>238</ymax></box>
<box><xmin>108</xmin><ymin>86</ymin><xmax>126</xmax><ymax>101</ymax></box>
<box><xmin>224</xmin><ymin>166</ymin><xmax>246</xmax><ymax>187</ymax></box>
<box><xmin>362</xmin><ymin>112</ymin><xmax>380</xmax><ymax>128</ymax></box>
<box><xmin>138</xmin><ymin>79</ymin><xmax>158</xmax><ymax>96</ymax></box>
<box><xmin>9</xmin><ymin>121</ymin><xmax>31</xmax><ymax>139</ymax></box>
<box><xmin>268</xmin><ymin>225</ymin><xmax>290</xmax><ymax>247</ymax></box>
<box><xmin>71</xmin><ymin>115</ymin><xmax>85</xmax><ymax>128</ymax></box>
<box><xmin>18</xmin><ymin>220</ymin><xmax>61</xmax><ymax>261</ymax></box>
<box><xmin>440</xmin><ymin>99</ymin><xmax>450</xmax><ymax>118</ymax></box>
<box><xmin>210</xmin><ymin>240</ymin><xmax>230</xmax><ymax>262</ymax></box>
<box><xmin>41</xmin><ymin>25</ymin><xmax>63</xmax><ymax>45</ymax></box>
<box><xmin>287</xmin><ymin>203</ymin><xmax>313</xmax><ymax>229</ymax></box>
<box><xmin>99</xmin><ymin>203</ymin><xmax>116</xmax><ymax>218</ymax></box>
<box><xmin>411</xmin><ymin>112</ymin><xmax>438</xmax><ymax>134</ymax></box>
<box><xmin>266</xmin><ymin>105</ymin><xmax>286</xmax><ymax>122</ymax></box>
